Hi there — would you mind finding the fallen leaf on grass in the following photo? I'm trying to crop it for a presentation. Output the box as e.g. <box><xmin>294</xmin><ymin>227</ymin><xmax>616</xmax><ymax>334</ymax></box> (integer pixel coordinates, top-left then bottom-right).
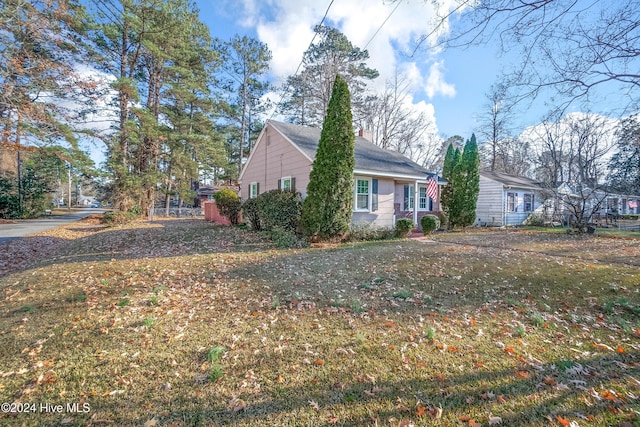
<box><xmin>308</xmin><ymin>400</ymin><xmax>319</xmax><ymax>411</ymax></box>
<box><xmin>628</xmin><ymin>376</ymin><xmax>640</xmax><ymax>388</ymax></box>
<box><xmin>143</xmin><ymin>418</ymin><xmax>158</xmax><ymax>427</ymax></box>
<box><xmin>488</xmin><ymin>416</ymin><xmax>502</xmax><ymax>425</ymax></box>
<box><xmin>428</xmin><ymin>405</ymin><xmax>443</xmax><ymax>419</ymax></box>
<box><xmin>593</xmin><ymin>343</ymin><xmax>613</xmax><ymax>351</ymax></box>
<box><xmin>228</xmin><ymin>396</ymin><xmax>246</xmax><ymax>412</ymax></box>
<box><xmin>314</xmin><ymin>359</ymin><xmax>324</xmax><ymax>366</ymax></box>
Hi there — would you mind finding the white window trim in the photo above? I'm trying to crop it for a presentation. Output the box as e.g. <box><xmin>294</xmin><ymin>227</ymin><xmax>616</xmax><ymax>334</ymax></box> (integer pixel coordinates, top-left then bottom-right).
<box><xmin>523</xmin><ymin>193</ymin><xmax>534</xmax><ymax>212</ymax></box>
<box><xmin>280</xmin><ymin>176</ymin><xmax>292</xmax><ymax>191</ymax></box>
<box><xmin>418</xmin><ymin>186</ymin><xmax>430</xmax><ymax>211</ymax></box>
<box><xmin>404</xmin><ymin>184</ymin><xmax>415</xmax><ymax>211</ymax></box>
<box><xmin>506</xmin><ymin>192</ymin><xmax>517</xmax><ymax>213</ymax></box>
<box><xmin>249</xmin><ymin>182</ymin><xmax>258</xmax><ymax>199</ymax></box>
<box><xmin>354</xmin><ymin>177</ymin><xmax>372</xmax><ymax>212</ymax></box>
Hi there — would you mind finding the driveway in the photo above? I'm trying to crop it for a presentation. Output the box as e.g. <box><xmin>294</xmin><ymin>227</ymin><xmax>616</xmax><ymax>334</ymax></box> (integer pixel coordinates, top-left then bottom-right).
<box><xmin>0</xmin><ymin>209</ymin><xmax>105</xmax><ymax>244</ymax></box>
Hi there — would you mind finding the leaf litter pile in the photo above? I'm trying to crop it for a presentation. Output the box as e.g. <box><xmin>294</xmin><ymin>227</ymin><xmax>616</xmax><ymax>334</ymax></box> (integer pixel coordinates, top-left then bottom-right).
<box><xmin>0</xmin><ymin>219</ymin><xmax>639</xmax><ymax>426</ymax></box>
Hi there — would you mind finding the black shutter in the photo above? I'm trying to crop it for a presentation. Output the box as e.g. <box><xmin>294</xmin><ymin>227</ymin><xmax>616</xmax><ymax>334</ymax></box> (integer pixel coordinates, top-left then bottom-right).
<box><xmin>372</xmin><ymin>179</ymin><xmax>378</xmax><ymax>211</ymax></box>
<box><xmin>277</xmin><ymin>179</ymin><xmax>281</xmax><ymax>190</ymax></box>
<box><xmin>291</xmin><ymin>177</ymin><xmax>296</xmax><ymax>192</ymax></box>
<box><xmin>403</xmin><ymin>185</ymin><xmax>409</xmax><ymax>211</ymax></box>
<box><xmin>256</xmin><ymin>182</ymin><xmax>260</xmax><ymax>195</ymax></box>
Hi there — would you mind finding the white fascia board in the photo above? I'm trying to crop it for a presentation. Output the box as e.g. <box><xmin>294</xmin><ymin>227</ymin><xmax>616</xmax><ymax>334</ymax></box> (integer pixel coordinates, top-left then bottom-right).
<box><xmin>353</xmin><ymin>168</ymin><xmax>427</xmax><ymax>182</ymax></box>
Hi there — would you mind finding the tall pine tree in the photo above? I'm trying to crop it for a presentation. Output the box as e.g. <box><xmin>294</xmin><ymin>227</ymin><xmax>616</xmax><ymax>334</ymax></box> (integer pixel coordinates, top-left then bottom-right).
<box><xmin>301</xmin><ymin>75</ymin><xmax>355</xmax><ymax>240</ymax></box>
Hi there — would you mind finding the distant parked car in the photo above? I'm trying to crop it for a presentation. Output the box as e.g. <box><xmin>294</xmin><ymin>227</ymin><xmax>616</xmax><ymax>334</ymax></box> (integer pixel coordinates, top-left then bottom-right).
<box><xmin>89</xmin><ymin>202</ymin><xmax>102</xmax><ymax>208</ymax></box>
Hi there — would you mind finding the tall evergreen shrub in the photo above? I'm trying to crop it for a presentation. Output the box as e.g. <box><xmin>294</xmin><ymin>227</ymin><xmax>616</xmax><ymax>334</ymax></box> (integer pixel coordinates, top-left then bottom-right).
<box><xmin>300</xmin><ymin>75</ymin><xmax>355</xmax><ymax>240</ymax></box>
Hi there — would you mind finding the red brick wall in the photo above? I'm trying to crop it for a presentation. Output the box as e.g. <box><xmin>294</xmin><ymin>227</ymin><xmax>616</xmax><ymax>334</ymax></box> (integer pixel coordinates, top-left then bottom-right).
<box><xmin>203</xmin><ymin>201</ymin><xmax>230</xmax><ymax>225</ymax></box>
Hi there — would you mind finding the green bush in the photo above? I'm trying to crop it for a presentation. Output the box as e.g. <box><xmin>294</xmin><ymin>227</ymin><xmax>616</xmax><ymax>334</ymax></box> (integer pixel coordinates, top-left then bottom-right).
<box><xmin>268</xmin><ymin>226</ymin><xmax>307</xmax><ymax>249</ymax></box>
<box><xmin>102</xmin><ymin>211</ymin><xmax>129</xmax><ymax>225</ymax></box>
<box><xmin>395</xmin><ymin>218</ymin><xmax>415</xmax><ymax>238</ymax></box>
<box><xmin>524</xmin><ymin>213</ymin><xmax>546</xmax><ymax>226</ymax></box>
<box><xmin>127</xmin><ymin>205</ymin><xmax>142</xmax><ymax>217</ymax></box>
<box><xmin>256</xmin><ymin>190</ymin><xmax>302</xmax><ymax>233</ymax></box>
<box><xmin>438</xmin><ymin>211</ymin><xmax>448</xmax><ymax>230</ymax></box>
<box><xmin>347</xmin><ymin>222</ymin><xmax>395</xmax><ymax>241</ymax></box>
<box><xmin>214</xmin><ymin>188</ymin><xmax>241</xmax><ymax>225</ymax></box>
<box><xmin>242</xmin><ymin>198</ymin><xmax>261</xmax><ymax>231</ymax></box>
<box><xmin>421</xmin><ymin>214</ymin><xmax>440</xmax><ymax>235</ymax></box>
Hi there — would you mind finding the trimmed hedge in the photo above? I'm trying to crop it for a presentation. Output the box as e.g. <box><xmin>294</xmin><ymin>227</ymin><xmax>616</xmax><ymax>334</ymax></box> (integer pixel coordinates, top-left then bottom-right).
<box><xmin>395</xmin><ymin>218</ymin><xmax>415</xmax><ymax>238</ymax></box>
<box><xmin>421</xmin><ymin>214</ymin><xmax>440</xmax><ymax>234</ymax></box>
<box><xmin>214</xmin><ymin>188</ymin><xmax>241</xmax><ymax>225</ymax></box>
<box><xmin>256</xmin><ymin>190</ymin><xmax>302</xmax><ymax>233</ymax></box>
<box><xmin>242</xmin><ymin>198</ymin><xmax>261</xmax><ymax>231</ymax></box>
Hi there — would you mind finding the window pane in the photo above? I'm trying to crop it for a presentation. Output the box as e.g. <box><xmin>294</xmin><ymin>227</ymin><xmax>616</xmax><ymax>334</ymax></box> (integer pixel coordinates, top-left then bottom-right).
<box><xmin>357</xmin><ymin>194</ymin><xmax>368</xmax><ymax>210</ymax></box>
<box><xmin>419</xmin><ymin>187</ymin><xmax>427</xmax><ymax>209</ymax></box>
<box><xmin>356</xmin><ymin>180</ymin><xmax>369</xmax><ymax>210</ymax></box>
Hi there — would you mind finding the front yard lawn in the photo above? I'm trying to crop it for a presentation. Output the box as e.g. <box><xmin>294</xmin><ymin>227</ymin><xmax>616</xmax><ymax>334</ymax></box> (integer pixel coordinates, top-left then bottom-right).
<box><xmin>0</xmin><ymin>220</ymin><xmax>638</xmax><ymax>426</ymax></box>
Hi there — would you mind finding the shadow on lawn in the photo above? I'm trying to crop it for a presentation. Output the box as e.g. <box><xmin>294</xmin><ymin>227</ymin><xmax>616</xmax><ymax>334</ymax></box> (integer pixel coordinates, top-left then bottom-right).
<box><xmin>87</xmin><ymin>351</ymin><xmax>639</xmax><ymax>426</ymax></box>
<box><xmin>0</xmin><ymin>219</ymin><xmax>273</xmax><ymax>278</ymax></box>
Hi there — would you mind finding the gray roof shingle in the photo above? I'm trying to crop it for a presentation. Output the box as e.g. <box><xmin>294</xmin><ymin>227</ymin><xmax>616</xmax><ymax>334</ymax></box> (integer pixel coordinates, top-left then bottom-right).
<box><xmin>480</xmin><ymin>170</ymin><xmax>545</xmax><ymax>190</ymax></box>
<box><xmin>270</xmin><ymin>120</ymin><xmax>431</xmax><ymax>179</ymax></box>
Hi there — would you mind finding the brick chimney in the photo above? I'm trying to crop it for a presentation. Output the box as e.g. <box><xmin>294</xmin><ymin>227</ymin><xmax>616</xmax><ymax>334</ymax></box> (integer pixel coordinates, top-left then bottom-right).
<box><xmin>358</xmin><ymin>129</ymin><xmax>373</xmax><ymax>141</ymax></box>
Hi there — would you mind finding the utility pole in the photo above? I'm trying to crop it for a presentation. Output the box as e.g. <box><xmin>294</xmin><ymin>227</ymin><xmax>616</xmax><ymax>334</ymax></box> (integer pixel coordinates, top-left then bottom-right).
<box><xmin>67</xmin><ymin>162</ymin><xmax>71</xmax><ymax>211</ymax></box>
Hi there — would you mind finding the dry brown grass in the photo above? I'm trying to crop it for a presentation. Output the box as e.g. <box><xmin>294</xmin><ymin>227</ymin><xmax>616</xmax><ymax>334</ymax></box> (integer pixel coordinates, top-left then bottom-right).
<box><xmin>0</xmin><ymin>220</ymin><xmax>638</xmax><ymax>426</ymax></box>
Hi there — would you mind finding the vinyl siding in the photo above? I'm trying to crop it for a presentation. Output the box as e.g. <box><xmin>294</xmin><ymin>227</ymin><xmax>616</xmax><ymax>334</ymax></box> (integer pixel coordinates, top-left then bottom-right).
<box><xmin>475</xmin><ymin>175</ymin><xmax>505</xmax><ymax>226</ymax></box>
<box><xmin>240</xmin><ymin>126</ymin><xmax>312</xmax><ymax>200</ymax></box>
<box><xmin>352</xmin><ymin>177</ymin><xmax>395</xmax><ymax>228</ymax></box>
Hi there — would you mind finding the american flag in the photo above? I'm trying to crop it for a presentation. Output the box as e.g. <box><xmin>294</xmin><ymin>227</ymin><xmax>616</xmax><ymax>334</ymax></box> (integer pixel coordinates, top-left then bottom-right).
<box><xmin>629</xmin><ymin>200</ymin><xmax>638</xmax><ymax>209</ymax></box>
<box><xmin>426</xmin><ymin>178</ymin><xmax>438</xmax><ymax>200</ymax></box>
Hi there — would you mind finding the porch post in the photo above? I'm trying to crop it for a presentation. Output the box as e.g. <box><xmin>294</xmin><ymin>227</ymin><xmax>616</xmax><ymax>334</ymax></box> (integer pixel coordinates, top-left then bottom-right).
<box><xmin>413</xmin><ymin>180</ymin><xmax>419</xmax><ymax>226</ymax></box>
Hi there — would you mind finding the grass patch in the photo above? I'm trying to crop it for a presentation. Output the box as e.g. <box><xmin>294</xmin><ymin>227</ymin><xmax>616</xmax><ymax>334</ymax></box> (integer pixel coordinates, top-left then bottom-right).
<box><xmin>116</xmin><ymin>297</ymin><xmax>130</xmax><ymax>307</ymax></box>
<box><xmin>0</xmin><ymin>223</ymin><xmax>638</xmax><ymax>426</ymax></box>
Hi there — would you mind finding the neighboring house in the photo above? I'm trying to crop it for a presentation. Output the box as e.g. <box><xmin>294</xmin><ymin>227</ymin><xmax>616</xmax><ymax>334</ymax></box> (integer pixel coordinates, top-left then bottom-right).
<box><xmin>196</xmin><ymin>186</ymin><xmax>216</xmax><ymax>206</ymax></box>
<box><xmin>600</xmin><ymin>193</ymin><xmax>640</xmax><ymax>216</ymax></box>
<box><xmin>475</xmin><ymin>170</ymin><xmax>546</xmax><ymax>227</ymax></box>
<box><xmin>238</xmin><ymin>120</ymin><xmax>441</xmax><ymax>229</ymax></box>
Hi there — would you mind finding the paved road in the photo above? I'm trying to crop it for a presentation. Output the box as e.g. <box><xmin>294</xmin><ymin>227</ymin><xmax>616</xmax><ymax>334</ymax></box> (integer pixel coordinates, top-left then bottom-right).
<box><xmin>0</xmin><ymin>209</ymin><xmax>105</xmax><ymax>245</ymax></box>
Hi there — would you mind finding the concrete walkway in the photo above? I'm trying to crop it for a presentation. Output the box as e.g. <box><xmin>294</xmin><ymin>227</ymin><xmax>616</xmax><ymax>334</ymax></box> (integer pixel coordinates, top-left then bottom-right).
<box><xmin>0</xmin><ymin>209</ymin><xmax>104</xmax><ymax>245</ymax></box>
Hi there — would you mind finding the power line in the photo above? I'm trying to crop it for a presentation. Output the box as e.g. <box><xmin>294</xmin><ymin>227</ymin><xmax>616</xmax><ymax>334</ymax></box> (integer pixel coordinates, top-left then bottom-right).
<box><xmin>363</xmin><ymin>0</ymin><xmax>402</xmax><ymax>51</ymax></box>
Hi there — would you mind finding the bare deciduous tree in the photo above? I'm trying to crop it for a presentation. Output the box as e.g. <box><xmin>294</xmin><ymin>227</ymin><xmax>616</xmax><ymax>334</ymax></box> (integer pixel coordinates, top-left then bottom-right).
<box><xmin>526</xmin><ymin>113</ymin><xmax>616</xmax><ymax>232</ymax></box>
<box><xmin>358</xmin><ymin>72</ymin><xmax>442</xmax><ymax>170</ymax></box>
<box><xmin>407</xmin><ymin>0</ymin><xmax>640</xmax><ymax>115</ymax></box>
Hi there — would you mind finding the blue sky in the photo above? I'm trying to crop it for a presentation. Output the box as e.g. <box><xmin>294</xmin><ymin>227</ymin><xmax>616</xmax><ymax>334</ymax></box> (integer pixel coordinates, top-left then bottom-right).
<box><xmin>194</xmin><ymin>0</ymin><xmax>514</xmax><ymax>140</ymax></box>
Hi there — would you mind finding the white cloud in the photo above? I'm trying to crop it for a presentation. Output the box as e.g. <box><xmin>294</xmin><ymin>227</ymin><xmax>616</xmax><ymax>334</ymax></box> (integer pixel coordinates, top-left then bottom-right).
<box><xmin>423</xmin><ymin>60</ymin><xmax>456</xmax><ymax>99</ymax></box>
<box><xmin>230</xmin><ymin>0</ymin><xmax>456</xmax><ymax>95</ymax></box>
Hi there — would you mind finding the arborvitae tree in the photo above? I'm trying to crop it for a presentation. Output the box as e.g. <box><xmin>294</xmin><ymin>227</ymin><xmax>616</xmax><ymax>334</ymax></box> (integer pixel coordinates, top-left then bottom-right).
<box><xmin>440</xmin><ymin>143</ymin><xmax>460</xmax><ymax>229</ymax></box>
<box><xmin>301</xmin><ymin>75</ymin><xmax>355</xmax><ymax>240</ymax></box>
<box><xmin>459</xmin><ymin>134</ymin><xmax>480</xmax><ymax>227</ymax></box>
<box><xmin>441</xmin><ymin>134</ymin><xmax>479</xmax><ymax>229</ymax></box>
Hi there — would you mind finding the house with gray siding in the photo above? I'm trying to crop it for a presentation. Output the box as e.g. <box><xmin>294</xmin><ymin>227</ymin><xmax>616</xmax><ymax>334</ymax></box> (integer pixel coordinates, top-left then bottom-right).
<box><xmin>239</xmin><ymin>120</ymin><xmax>442</xmax><ymax>229</ymax></box>
<box><xmin>475</xmin><ymin>170</ymin><xmax>546</xmax><ymax>227</ymax></box>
